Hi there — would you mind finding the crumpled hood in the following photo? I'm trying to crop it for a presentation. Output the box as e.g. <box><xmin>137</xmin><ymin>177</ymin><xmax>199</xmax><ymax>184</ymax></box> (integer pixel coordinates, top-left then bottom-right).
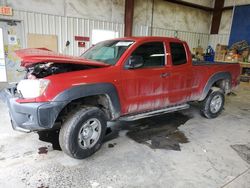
<box><xmin>15</xmin><ymin>48</ymin><xmax>110</xmax><ymax>68</ymax></box>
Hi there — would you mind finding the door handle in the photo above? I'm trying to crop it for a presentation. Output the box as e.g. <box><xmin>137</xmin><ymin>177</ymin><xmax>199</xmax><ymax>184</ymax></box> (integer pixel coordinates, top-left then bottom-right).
<box><xmin>160</xmin><ymin>72</ymin><xmax>171</xmax><ymax>78</ymax></box>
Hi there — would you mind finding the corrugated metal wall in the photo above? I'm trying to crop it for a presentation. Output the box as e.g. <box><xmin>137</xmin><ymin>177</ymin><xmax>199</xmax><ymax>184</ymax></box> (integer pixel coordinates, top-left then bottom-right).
<box><xmin>209</xmin><ymin>34</ymin><xmax>230</xmax><ymax>50</ymax></box>
<box><xmin>0</xmin><ymin>9</ymin><xmax>230</xmax><ymax>56</ymax></box>
<box><xmin>0</xmin><ymin>9</ymin><xmax>124</xmax><ymax>56</ymax></box>
<box><xmin>134</xmin><ymin>25</ymin><xmax>231</xmax><ymax>52</ymax></box>
<box><xmin>133</xmin><ymin>25</ymin><xmax>210</xmax><ymax>52</ymax></box>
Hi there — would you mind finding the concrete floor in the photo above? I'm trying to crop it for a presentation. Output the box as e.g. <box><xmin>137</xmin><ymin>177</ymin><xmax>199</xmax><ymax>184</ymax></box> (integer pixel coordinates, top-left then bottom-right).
<box><xmin>0</xmin><ymin>84</ymin><xmax>250</xmax><ymax>188</ymax></box>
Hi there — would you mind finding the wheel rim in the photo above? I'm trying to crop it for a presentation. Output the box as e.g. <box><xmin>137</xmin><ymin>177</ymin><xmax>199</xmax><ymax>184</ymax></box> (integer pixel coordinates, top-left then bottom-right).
<box><xmin>78</xmin><ymin>118</ymin><xmax>102</xmax><ymax>149</ymax></box>
<box><xmin>210</xmin><ymin>95</ymin><xmax>223</xmax><ymax>113</ymax></box>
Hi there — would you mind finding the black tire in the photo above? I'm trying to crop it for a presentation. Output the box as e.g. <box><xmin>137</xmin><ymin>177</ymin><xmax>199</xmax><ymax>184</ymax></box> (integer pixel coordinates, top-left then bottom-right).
<box><xmin>59</xmin><ymin>106</ymin><xmax>107</xmax><ymax>159</ymax></box>
<box><xmin>200</xmin><ymin>88</ymin><xmax>225</xmax><ymax>119</ymax></box>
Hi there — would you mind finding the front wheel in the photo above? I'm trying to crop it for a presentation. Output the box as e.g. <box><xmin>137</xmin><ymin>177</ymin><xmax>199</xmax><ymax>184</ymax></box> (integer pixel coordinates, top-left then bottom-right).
<box><xmin>200</xmin><ymin>88</ymin><xmax>225</xmax><ymax>119</ymax></box>
<box><xmin>59</xmin><ymin>106</ymin><xmax>107</xmax><ymax>159</ymax></box>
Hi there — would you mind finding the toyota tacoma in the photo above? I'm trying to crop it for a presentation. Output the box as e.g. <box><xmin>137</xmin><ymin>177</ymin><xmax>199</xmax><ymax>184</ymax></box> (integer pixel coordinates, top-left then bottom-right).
<box><xmin>0</xmin><ymin>37</ymin><xmax>240</xmax><ymax>159</ymax></box>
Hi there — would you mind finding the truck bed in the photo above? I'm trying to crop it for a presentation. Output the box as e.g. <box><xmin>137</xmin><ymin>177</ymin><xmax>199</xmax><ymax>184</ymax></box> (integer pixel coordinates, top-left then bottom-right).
<box><xmin>189</xmin><ymin>60</ymin><xmax>240</xmax><ymax>102</ymax></box>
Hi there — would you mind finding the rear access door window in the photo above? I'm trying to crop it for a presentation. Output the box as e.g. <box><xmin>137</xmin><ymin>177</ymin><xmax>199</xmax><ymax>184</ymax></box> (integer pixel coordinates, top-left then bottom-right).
<box><xmin>170</xmin><ymin>42</ymin><xmax>187</xmax><ymax>66</ymax></box>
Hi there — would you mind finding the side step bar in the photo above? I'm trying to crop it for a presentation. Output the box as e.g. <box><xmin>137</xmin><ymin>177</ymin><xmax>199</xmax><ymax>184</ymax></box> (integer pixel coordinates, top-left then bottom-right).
<box><xmin>119</xmin><ymin>103</ymin><xmax>190</xmax><ymax>121</ymax></box>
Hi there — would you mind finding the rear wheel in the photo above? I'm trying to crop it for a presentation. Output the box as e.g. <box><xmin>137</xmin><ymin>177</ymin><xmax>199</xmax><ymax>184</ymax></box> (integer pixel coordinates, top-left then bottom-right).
<box><xmin>59</xmin><ymin>106</ymin><xmax>107</xmax><ymax>159</ymax></box>
<box><xmin>200</xmin><ymin>88</ymin><xmax>225</xmax><ymax>119</ymax></box>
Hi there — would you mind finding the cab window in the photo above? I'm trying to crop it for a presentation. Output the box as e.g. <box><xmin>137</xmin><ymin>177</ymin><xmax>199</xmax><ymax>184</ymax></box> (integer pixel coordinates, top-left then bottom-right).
<box><xmin>170</xmin><ymin>42</ymin><xmax>187</xmax><ymax>66</ymax></box>
<box><xmin>131</xmin><ymin>42</ymin><xmax>165</xmax><ymax>67</ymax></box>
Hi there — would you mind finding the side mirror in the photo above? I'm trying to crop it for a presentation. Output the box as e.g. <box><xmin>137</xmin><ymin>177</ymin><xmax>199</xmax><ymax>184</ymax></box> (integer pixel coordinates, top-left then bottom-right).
<box><xmin>125</xmin><ymin>56</ymin><xmax>143</xmax><ymax>69</ymax></box>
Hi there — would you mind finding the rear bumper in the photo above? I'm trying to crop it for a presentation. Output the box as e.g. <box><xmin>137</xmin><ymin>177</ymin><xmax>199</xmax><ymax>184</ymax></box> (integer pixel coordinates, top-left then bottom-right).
<box><xmin>0</xmin><ymin>88</ymin><xmax>66</xmax><ymax>132</ymax></box>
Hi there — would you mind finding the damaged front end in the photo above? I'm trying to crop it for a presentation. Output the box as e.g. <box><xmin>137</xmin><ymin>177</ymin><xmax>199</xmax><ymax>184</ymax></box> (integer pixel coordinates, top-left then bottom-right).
<box><xmin>0</xmin><ymin>83</ymin><xmax>18</xmax><ymax>103</ymax></box>
<box><xmin>25</xmin><ymin>62</ymin><xmax>98</xmax><ymax>79</ymax></box>
<box><xmin>14</xmin><ymin>47</ymin><xmax>109</xmax><ymax>79</ymax></box>
<box><xmin>0</xmin><ymin>85</ymin><xmax>67</xmax><ymax>132</ymax></box>
<box><xmin>0</xmin><ymin>48</ymin><xmax>110</xmax><ymax>132</ymax></box>
<box><xmin>0</xmin><ymin>85</ymin><xmax>33</xmax><ymax>132</ymax></box>
<box><xmin>0</xmin><ymin>79</ymin><xmax>69</xmax><ymax>132</ymax></box>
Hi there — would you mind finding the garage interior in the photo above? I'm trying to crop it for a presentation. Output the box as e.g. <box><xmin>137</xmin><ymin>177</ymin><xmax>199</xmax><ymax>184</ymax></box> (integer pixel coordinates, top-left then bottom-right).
<box><xmin>0</xmin><ymin>0</ymin><xmax>250</xmax><ymax>187</ymax></box>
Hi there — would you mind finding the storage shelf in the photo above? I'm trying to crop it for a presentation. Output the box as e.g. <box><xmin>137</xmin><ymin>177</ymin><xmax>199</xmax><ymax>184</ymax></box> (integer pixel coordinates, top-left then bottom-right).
<box><xmin>239</xmin><ymin>62</ymin><xmax>250</xmax><ymax>82</ymax></box>
<box><xmin>241</xmin><ymin>75</ymin><xmax>250</xmax><ymax>78</ymax></box>
<box><xmin>239</xmin><ymin>62</ymin><xmax>250</xmax><ymax>68</ymax></box>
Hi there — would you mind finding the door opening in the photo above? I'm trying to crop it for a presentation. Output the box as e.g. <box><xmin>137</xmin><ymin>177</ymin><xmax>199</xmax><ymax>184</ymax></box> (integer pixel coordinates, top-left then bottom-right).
<box><xmin>0</xmin><ymin>27</ymin><xmax>7</xmax><ymax>82</ymax></box>
<box><xmin>0</xmin><ymin>19</ymin><xmax>23</xmax><ymax>83</ymax></box>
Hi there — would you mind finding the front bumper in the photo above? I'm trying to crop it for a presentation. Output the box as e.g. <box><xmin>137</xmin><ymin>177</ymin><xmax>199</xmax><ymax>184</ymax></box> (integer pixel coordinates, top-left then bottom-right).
<box><xmin>0</xmin><ymin>88</ymin><xmax>66</xmax><ymax>132</ymax></box>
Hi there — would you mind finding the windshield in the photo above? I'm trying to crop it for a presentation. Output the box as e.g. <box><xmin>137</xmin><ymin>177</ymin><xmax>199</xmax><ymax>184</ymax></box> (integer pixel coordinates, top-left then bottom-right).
<box><xmin>81</xmin><ymin>40</ymin><xmax>134</xmax><ymax>65</ymax></box>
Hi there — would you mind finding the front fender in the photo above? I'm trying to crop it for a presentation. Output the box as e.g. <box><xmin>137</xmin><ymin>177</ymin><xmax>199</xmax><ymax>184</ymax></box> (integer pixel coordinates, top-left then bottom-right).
<box><xmin>53</xmin><ymin>83</ymin><xmax>121</xmax><ymax>119</ymax></box>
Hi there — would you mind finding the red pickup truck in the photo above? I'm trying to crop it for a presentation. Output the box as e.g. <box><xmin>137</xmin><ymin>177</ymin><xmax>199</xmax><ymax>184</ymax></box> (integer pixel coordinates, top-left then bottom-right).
<box><xmin>1</xmin><ymin>37</ymin><xmax>240</xmax><ymax>159</ymax></box>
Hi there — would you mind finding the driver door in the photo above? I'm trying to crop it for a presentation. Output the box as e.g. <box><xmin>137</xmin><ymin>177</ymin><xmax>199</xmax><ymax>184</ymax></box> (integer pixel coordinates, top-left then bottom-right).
<box><xmin>120</xmin><ymin>41</ymin><xmax>169</xmax><ymax>114</ymax></box>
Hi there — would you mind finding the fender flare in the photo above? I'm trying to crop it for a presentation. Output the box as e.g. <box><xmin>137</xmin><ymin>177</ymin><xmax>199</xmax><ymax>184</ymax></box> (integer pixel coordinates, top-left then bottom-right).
<box><xmin>199</xmin><ymin>72</ymin><xmax>231</xmax><ymax>101</ymax></box>
<box><xmin>53</xmin><ymin>83</ymin><xmax>121</xmax><ymax>119</ymax></box>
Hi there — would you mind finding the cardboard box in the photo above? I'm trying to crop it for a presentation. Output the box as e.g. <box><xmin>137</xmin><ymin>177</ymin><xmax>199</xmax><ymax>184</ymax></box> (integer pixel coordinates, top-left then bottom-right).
<box><xmin>215</xmin><ymin>53</ymin><xmax>226</xmax><ymax>61</ymax></box>
<box><xmin>215</xmin><ymin>50</ymin><xmax>227</xmax><ymax>61</ymax></box>
<box><xmin>233</xmin><ymin>54</ymin><xmax>243</xmax><ymax>62</ymax></box>
<box><xmin>225</xmin><ymin>54</ymin><xmax>242</xmax><ymax>62</ymax></box>
<box><xmin>193</xmin><ymin>47</ymin><xmax>203</xmax><ymax>55</ymax></box>
<box><xmin>216</xmin><ymin>44</ymin><xmax>227</xmax><ymax>53</ymax></box>
<box><xmin>242</xmin><ymin>49</ymin><xmax>249</xmax><ymax>58</ymax></box>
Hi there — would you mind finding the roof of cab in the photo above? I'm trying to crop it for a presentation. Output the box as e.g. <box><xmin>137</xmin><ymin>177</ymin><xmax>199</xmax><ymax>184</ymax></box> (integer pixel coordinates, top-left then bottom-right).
<box><xmin>112</xmin><ymin>36</ymin><xmax>184</xmax><ymax>43</ymax></box>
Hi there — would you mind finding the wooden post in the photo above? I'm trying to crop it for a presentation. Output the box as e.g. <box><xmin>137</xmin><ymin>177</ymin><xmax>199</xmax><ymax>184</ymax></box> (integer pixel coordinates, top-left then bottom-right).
<box><xmin>124</xmin><ymin>0</ymin><xmax>134</xmax><ymax>37</ymax></box>
<box><xmin>210</xmin><ymin>0</ymin><xmax>225</xmax><ymax>34</ymax></box>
